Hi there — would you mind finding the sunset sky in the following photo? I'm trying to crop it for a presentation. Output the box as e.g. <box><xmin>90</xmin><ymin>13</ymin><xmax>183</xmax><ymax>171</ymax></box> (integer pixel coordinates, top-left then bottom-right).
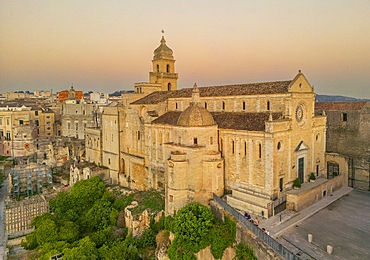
<box><xmin>1</xmin><ymin>1</ymin><xmax>369</xmax><ymax>98</ymax></box>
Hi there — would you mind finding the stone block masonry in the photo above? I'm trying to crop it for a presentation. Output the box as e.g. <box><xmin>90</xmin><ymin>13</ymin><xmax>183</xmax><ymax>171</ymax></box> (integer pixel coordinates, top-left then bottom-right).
<box><xmin>5</xmin><ymin>194</ymin><xmax>52</xmax><ymax>238</ymax></box>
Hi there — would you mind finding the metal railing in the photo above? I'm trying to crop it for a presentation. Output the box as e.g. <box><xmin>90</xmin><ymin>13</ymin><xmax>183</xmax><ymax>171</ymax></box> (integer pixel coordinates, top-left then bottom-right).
<box><xmin>213</xmin><ymin>194</ymin><xmax>299</xmax><ymax>260</ymax></box>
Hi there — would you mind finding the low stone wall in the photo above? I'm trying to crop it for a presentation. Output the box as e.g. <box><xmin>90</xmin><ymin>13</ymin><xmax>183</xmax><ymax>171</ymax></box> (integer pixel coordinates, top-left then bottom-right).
<box><xmin>286</xmin><ymin>175</ymin><xmax>344</xmax><ymax>212</ymax></box>
<box><xmin>353</xmin><ymin>166</ymin><xmax>369</xmax><ymax>191</ymax></box>
<box><xmin>236</xmin><ymin>222</ymin><xmax>283</xmax><ymax>260</ymax></box>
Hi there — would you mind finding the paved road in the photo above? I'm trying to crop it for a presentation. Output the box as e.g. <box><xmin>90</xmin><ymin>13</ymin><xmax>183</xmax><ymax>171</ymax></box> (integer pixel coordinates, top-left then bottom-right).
<box><xmin>0</xmin><ymin>176</ymin><xmax>9</xmax><ymax>260</ymax></box>
<box><xmin>278</xmin><ymin>190</ymin><xmax>370</xmax><ymax>260</ymax></box>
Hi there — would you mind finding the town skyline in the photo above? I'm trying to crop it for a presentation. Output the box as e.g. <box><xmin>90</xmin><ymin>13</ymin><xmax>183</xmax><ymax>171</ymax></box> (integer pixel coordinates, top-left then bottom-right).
<box><xmin>1</xmin><ymin>1</ymin><xmax>370</xmax><ymax>98</ymax></box>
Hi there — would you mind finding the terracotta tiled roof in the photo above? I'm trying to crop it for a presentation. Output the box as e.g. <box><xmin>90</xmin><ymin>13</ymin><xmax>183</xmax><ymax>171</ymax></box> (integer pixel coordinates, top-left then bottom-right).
<box><xmin>132</xmin><ymin>80</ymin><xmax>292</xmax><ymax>105</ymax></box>
<box><xmin>152</xmin><ymin>111</ymin><xmax>282</xmax><ymax>131</ymax></box>
<box><xmin>152</xmin><ymin>111</ymin><xmax>182</xmax><ymax>125</ymax></box>
<box><xmin>212</xmin><ymin>112</ymin><xmax>282</xmax><ymax>131</ymax></box>
<box><xmin>315</xmin><ymin>101</ymin><xmax>368</xmax><ymax>111</ymax></box>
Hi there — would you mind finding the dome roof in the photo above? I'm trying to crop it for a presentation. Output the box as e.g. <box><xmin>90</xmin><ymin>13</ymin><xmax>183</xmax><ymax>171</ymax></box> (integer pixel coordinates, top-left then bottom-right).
<box><xmin>177</xmin><ymin>103</ymin><xmax>216</xmax><ymax>127</ymax></box>
<box><xmin>153</xmin><ymin>36</ymin><xmax>174</xmax><ymax>60</ymax></box>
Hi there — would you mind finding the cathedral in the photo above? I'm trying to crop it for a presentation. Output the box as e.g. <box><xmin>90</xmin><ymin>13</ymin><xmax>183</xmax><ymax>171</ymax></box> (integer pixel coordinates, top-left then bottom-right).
<box><xmin>106</xmin><ymin>36</ymin><xmax>327</xmax><ymax>217</ymax></box>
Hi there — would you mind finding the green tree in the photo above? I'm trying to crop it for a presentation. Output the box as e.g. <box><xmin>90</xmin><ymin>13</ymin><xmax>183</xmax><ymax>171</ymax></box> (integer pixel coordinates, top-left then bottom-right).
<box><xmin>70</xmin><ymin>176</ymin><xmax>106</xmax><ymax>215</ymax></box>
<box><xmin>173</xmin><ymin>203</ymin><xmax>214</xmax><ymax>246</ymax></box>
<box><xmin>90</xmin><ymin>227</ymin><xmax>114</xmax><ymax>248</ymax></box>
<box><xmin>59</xmin><ymin>221</ymin><xmax>80</xmax><ymax>243</ymax></box>
<box><xmin>99</xmin><ymin>239</ymin><xmax>140</xmax><ymax>260</ymax></box>
<box><xmin>168</xmin><ymin>202</ymin><xmax>215</xmax><ymax>259</ymax></box>
<box><xmin>49</xmin><ymin>191</ymin><xmax>76</xmax><ymax>222</ymax></box>
<box><xmin>31</xmin><ymin>213</ymin><xmax>55</xmax><ymax>228</ymax></box>
<box><xmin>81</xmin><ymin>198</ymin><xmax>117</xmax><ymax>232</ymax></box>
<box><xmin>63</xmin><ymin>236</ymin><xmax>99</xmax><ymax>260</ymax></box>
<box><xmin>34</xmin><ymin>219</ymin><xmax>58</xmax><ymax>245</ymax></box>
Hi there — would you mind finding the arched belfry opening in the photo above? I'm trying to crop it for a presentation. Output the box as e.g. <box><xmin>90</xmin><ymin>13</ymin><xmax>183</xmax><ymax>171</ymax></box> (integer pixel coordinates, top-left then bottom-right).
<box><xmin>149</xmin><ymin>35</ymin><xmax>178</xmax><ymax>91</ymax></box>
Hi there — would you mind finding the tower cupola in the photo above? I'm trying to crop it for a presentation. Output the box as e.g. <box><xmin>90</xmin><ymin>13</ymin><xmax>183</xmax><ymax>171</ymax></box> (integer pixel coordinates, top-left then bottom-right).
<box><xmin>149</xmin><ymin>34</ymin><xmax>178</xmax><ymax>91</ymax></box>
<box><xmin>153</xmin><ymin>36</ymin><xmax>174</xmax><ymax>60</ymax></box>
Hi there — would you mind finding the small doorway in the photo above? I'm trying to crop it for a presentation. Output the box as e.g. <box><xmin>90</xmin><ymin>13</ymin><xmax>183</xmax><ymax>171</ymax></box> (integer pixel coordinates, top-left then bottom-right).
<box><xmin>279</xmin><ymin>177</ymin><xmax>283</xmax><ymax>192</ymax></box>
<box><xmin>298</xmin><ymin>157</ymin><xmax>304</xmax><ymax>184</ymax></box>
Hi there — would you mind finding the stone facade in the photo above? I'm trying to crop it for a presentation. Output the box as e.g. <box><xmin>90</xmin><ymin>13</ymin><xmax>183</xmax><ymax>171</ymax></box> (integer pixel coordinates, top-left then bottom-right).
<box><xmin>315</xmin><ymin>101</ymin><xmax>370</xmax><ymax>190</ymax></box>
<box><xmin>85</xmin><ymin>127</ymin><xmax>102</xmax><ymax>165</ymax></box>
<box><xmin>0</xmin><ymin>106</ymin><xmax>36</xmax><ymax>157</ymax></box>
<box><xmin>5</xmin><ymin>194</ymin><xmax>54</xmax><ymax>238</ymax></box>
<box><xmin>94</xmin><ymin>36</ymin><xmax>327</xmax><ymax>218</ymax></box>
<box><xmin>0</xmin><ymin>103</ymin><xmax>56</xmax><ymax>157</ymax></box>
<box><xmin>61</xmin><ymin>103</ymin><xmax>99</xmax><ymax>139</ymax></box>
<box><xmin>286</xmin><ymin>174</ymin><xmax>344</xmax><ymax>211</ymax></box>
<box><xmin>69</xmin><ymin>162</ymin><xmax>110</xmax><ymax>186</ymax></box>
<box><xmin>101</xmin><ymin>105</ymin><xmax>121</xmax><ymax>184</ymax></box>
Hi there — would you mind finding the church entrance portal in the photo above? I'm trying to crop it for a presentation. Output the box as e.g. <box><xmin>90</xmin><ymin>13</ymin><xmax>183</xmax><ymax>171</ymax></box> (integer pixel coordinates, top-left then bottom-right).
<box><xmin>298</xmin><ymin>157</ymin><xmax>304</xmax><ymax>184</ymax></box>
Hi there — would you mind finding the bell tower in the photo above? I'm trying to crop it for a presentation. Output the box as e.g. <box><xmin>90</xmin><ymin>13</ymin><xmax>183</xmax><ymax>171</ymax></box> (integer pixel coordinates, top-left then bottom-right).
<box><xmin>149</xmin><ymin>35</ymin><xmax>178</xmax><ymax>91</ymax></box>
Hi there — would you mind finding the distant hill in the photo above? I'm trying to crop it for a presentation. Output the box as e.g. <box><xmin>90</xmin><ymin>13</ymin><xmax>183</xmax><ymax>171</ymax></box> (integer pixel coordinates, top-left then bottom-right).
<box><xmin>316</xmin><ymin>95</ymin><xmax>370</xmax><ymax>102</ymax></box>
<box><xmin>110</xmin><ymin>90</ymin><xmax>134</xmax><ymax>97</ymax></box>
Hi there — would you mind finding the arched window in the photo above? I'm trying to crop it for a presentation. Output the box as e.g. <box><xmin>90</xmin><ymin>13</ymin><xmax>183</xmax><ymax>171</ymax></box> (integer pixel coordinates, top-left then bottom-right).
<box><xmin>175</xmin><ymin>103</ymin><xmax>178</xmax><ymax>110</ymax></box>
<box><xmin>210</xmin><ymin>136</ymin><xmax>213</xmax><ymax>145</ymax></box>
<box><xmin>244</xmin><ymin>141</ymin><xmax>247</xmax><ymax>156</ymax></box>
<box><xmin>232</xmin><ymin>140</ymin><xmax>235</xmax><ymax>154</ymax></box>
<box><xmin>204</xmin><ymin>102</ymin><xmax>207</xmax><ymax>109</ymax></box>
<box><xmin>267</xmin><ymin>101</ymin><xmax>270</xmax><ymax>111</ymax></box>
<box><xmin>168</xmin><ymin>83</ymin><xmax>171</xmax><ymax>91</ymax></box>
<box><xmin>194</xmin><ymin>138</ymin><xmax>198</xmax><ymax>145</ymax></box>
<box><xmin>222</xmin><ymin>101</ymin><xmax>225</xmax><ymax>110</ymax></box>
<box><xmin>243</xmin><ymin>101</ymin><xmax>246</xmax><ymax>110</ymax></box>
<box><xmin>166</xmin><ymin>64</ymin><xmax>170</xmax><ymax>73</ymax></box>
<box><xmin>156</xmin><ymin>64</ymin><xmax>159</xmax><ymax>72</ymax></box>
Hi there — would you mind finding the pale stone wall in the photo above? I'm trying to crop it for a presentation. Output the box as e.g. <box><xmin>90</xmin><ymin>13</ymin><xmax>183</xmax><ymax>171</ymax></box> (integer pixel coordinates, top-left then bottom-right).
<box><xmin>168</xmin><ymin>94</ymin><xmax>288</xmax><ymax>113</ymax></box>
<box><xmin>61</xmin><ymin>103</ymin><xmax>97</xmax><ymax>139</ymax></box>
<box><xmin>326</xmin><ymin>152</ymin><xmax>349</xmax><ymax>185</ymax></box>
<box><xmin>102</xmin><ymin>106</ymin><xmax>120</xmax><ymax>184</ymax></box>
<box><xmin>69</xmin><ymin>164</ymin><xmax>110</xmax><ymax>186</ymax></box>
<box><xmin>85</xmin><ymin>127</ymin><xmax>102</xmax><ymax>165</ymax></box>
<box><xmin>5</xmin><ymin>195</ymin><xmax>51</xmax><ymax>238</ymax></box>
<box><xmin>286</xmin><ymin>175</ymin><xmax>344</xmax><ymax>211</ymax></box>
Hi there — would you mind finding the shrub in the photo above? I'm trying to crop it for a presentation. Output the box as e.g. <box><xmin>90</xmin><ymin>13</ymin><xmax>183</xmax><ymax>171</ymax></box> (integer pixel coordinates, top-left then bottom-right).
<box><xmin>292</xmin><ymin>178</ymin><xmax>301</xmax><ymax>189</ymax></box>
<box><xmin>309</xmin><ymin>172</ymin><xmax>316</xmax><ymax>181</ymax></box>
<box><xmin>235</xmin><ymin>243</ymin><xmax>257</xmax><ymax>260</ymax></box>
<box><xmin>210</xmin><ymin>221</ymin><xmax>235</xmax><ymax>259</ymax></box>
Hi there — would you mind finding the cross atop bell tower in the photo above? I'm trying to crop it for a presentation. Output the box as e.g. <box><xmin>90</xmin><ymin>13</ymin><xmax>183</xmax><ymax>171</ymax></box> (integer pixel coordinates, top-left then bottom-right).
<box><xmin>149</xmin><ymin>32</ymin><xmax>178</xmax><ymax>91</ymax></box>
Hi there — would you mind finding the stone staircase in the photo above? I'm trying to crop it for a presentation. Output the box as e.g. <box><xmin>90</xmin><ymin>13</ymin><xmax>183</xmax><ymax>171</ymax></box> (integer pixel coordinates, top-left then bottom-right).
<box><xmin>226</xmin><ymin>185</ymin><xmax>272</xmax><ymax>218</ymax></box>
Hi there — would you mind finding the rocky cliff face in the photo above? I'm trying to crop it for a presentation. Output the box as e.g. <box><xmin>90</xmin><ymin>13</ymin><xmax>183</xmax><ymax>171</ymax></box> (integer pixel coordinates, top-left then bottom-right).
<box><xmin>124</xmin><ymin>201</ymin><xmax>164</xmax><ymax>237</ymax></box>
